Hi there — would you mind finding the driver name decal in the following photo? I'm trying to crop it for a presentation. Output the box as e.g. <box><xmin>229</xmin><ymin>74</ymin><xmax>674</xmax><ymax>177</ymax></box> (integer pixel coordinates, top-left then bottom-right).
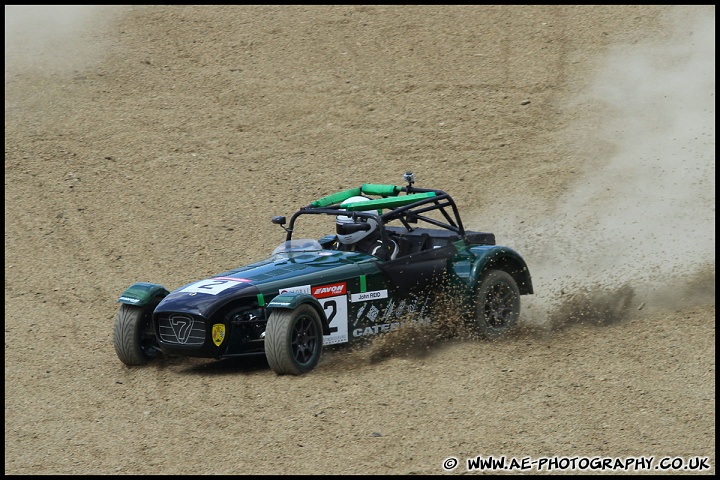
<box><xmin>350</xmin><ymin>289</ymin><xmax>388</xmax><ymax>303</ymax></box>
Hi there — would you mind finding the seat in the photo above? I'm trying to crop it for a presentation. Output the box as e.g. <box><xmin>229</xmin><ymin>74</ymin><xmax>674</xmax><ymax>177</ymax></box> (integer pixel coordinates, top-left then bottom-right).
<box><xmin>414</xmin><ymin>233</ymin><xmax>430</xmax><ymax>253</ymax></box>
<box><xmin>370</xmin><ymin>238</ymin><xmax>400</xmax><ymax>261</ymax></box>
<box><xmin>393</xmin><ymin>235</ymin><xmax>411</xmax><ymax>258</ymax></box>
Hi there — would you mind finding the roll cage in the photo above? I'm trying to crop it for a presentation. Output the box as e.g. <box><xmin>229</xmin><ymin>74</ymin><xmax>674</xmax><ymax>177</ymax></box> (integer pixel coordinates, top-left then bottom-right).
<box><xmin>272</xmin><ymin>174</ymin><xmax>471</xmax><ymax>251</ymax></box>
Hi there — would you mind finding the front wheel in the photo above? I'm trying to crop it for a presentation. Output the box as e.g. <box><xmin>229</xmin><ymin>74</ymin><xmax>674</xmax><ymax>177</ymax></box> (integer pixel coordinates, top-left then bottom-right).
<box><xmin>474</xmin><ymin>269</ymin><xmax>521</xmax><ymax>339</ymax></box>
<box><xmin>265</xmin><ymin>305</ymin><xmax>323</xmax><ymax>375</ymax></box>
<box><xmin>113</xmin><ymin>300</ymin><xmax>163</xmax><ymax>366</ymax></box>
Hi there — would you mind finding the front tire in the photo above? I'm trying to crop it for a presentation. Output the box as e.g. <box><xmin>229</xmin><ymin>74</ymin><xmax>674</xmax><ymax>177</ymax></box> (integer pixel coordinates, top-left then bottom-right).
<box><xmin>265</xmin><ymin>305</ymin><xmax>323</xmax><ymax>375</ymax></box>
<box><xmin>113</xmin><ymin>300</ymin><xmax>163</xmax><ymax>366</ymax></box>
<box><xmin>474</xmin><ymin>269</ymin><xmax>521</xmax><ymax>339</ymax></box>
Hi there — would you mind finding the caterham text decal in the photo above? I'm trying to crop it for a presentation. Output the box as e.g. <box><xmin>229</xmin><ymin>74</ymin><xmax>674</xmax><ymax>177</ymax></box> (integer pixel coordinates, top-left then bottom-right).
<box><xmin>353</xmin><ymin>317</ymin><xmax>431</xmax><ymax>338</ymax></box>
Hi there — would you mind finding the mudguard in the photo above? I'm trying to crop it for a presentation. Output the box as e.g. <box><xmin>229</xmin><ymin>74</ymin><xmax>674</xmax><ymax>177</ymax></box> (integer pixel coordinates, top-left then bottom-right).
<box><xmin>266</xmin><ymin>291</ymin><xmax>331</xmax><ymax>335</ymax></box>
<box><xmin>467</xmin><ymin>245</ymin><xmax>534</xmax><ymax>295</ymax></box>
<box><xmin>118</xmin><ymin>282</ymin><xmax>170</xmax><ymax>306</ymax></box>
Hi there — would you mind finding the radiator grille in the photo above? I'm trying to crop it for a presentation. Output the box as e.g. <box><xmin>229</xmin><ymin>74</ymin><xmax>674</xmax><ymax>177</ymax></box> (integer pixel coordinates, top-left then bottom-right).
<box><xmin>157</xmin><ymin>313</ymin><xmax>206</xmax><ymax>346</ymax></box>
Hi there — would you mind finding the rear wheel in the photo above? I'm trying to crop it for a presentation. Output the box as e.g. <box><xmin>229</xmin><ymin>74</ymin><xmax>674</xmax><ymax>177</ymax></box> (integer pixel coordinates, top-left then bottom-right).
<box><xmin>113</xmin><ymin>300</ymin><xmax>163</xmax><ymax>366</ymax></box>
<box><xmin>474</xmin><ymin>269</ymin><xmax>521</xmax><ymax>339</ymax></box>
<box><xmin>265</xmin><ymin>304</ymin><xmax>323</xmax><ymax>375</ymax></box>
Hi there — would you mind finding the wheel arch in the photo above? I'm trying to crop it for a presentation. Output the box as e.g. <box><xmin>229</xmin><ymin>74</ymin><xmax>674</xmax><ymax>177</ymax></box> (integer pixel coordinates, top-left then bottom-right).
<box><xmin>266</xmin><ymin>292</ymin><xmax>331</xmax><ymax>336</ymax></box>
<box><xmin>118</xmin><ymin>282</ymin><xmax>170</xmax><ymax>306</ymax></box>
<box><xmin>468</xmin><ymin>246</ymin><xmax>534</xmax><ymax>295</ymax></box>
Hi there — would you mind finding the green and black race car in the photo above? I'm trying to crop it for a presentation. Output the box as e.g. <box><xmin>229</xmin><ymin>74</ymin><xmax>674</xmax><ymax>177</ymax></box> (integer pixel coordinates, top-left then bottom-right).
<box><xmin>113</xmin><ymin>173</ymin><xmax>533</xmax><ymax>375</ymax></box>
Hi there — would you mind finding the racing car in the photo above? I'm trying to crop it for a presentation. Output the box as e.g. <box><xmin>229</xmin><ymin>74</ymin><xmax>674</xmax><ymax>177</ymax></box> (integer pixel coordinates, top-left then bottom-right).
<box><xmin>113</xmin><ymin>172</ymin><xmax>533</xmax><ymax>375</ymax></box>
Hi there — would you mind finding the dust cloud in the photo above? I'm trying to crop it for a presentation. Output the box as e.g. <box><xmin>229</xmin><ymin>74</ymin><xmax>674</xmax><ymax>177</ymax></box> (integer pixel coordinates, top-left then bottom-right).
<box><xmin>505</xmin><ymin>9</ymin><xmax>715</xmax><ymax>330</ymax></box>
<box><xmin>334</xmin><ymin>9</ymin><xmax>715</xmax><ymax>363</ymax></box>
<box><xmin>4</xmin><ymin>5</ymin><xmax>126</xmax><ymax>73</ymax></box>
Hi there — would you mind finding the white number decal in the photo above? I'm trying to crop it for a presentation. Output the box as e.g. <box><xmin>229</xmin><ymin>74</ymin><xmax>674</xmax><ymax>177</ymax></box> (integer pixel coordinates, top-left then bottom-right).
<box><xmin>179</xmin><ymin>279</ymin><xmax>240</xmax><ymax>295</ymax></box>
<box><xmin>322</xmin><ymin>295</ymin><xmax>348</xmax><ymax>345</ymax></box>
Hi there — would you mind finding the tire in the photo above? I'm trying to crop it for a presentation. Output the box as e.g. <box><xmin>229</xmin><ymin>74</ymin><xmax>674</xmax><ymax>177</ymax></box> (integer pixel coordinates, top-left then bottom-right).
<box><xmin>265</xmin><ymin>304</ymin><xmax>323</xmax><ymax>375</ymax></box>
<box><xmin>474</xmin><ymin>269</ymin><xmax>521</xmax><ymax>339</ymax></box>
<box><xmin>113</xmin><ymin>300</ymin><xmax>163</xmax><ymax>366</ymax></box>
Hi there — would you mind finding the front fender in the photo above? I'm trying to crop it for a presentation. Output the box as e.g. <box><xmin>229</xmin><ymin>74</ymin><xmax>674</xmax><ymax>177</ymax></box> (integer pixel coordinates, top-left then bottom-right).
<box><xmin>118</xmin><ymin>282</ymin><xmax>170</xmax><ymax>307</ymax></box>
<box><xmin>266</xmin><ymin>291</ymin><xmax>331</xmax><ymax>336</ymax></box>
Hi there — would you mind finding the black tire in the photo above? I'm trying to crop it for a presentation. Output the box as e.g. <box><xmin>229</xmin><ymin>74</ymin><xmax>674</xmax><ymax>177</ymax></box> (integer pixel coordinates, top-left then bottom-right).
<box><xmin>265</xmin><ymin>304</ymin><xmax>323</xmax><ymax>375</ymax></box>
<box><xmin>474</xmin><ymin>269</ymin><xmax>521</xmax><ymax>339</ymax></box>
<box><xmin>113</xmin><ymin>300</ymin><xmax>163</xmax><ymax>366</ymax></box>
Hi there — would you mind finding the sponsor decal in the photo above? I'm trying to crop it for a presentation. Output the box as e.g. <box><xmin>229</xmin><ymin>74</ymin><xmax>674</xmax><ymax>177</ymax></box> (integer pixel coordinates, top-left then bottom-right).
<box><xmin>279</xmin><ymin>285</ymin><xmax>311</xmax><ymax>295</ymax></box>
<box><xmin>366</xmin><ymin>304</ymin><xmax>380</xmax><ymax>323</ymax></box>
<box><xmin>353</xmin><ymin>303</ymin><xmax>367</xmax><ymax>326</ymax></box>
<box><xmin>350</xmin><ymin>289</ymin><xmax>388</xmax><ymax>303</ymax></box>
<box><xmin>312</xmin><ymin>282</ymin><xmax>347</xmax><ymax>299</ymax></box>
<box><xmin>212</xmin><ymin>324</ymin><xmax>226</xmax><ymax>346</ymax></box>
<box><xmin>383</xmin><ymin>299</ymin><xmax>396</xmax><ymax>319</ymax></box>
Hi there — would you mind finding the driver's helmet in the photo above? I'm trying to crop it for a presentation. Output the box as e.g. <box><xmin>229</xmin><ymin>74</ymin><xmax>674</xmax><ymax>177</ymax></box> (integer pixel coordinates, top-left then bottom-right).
<box><xmin>336</xmin><ymin>196</ymin><xmax>379</xmax><ymax>245</ymax></box>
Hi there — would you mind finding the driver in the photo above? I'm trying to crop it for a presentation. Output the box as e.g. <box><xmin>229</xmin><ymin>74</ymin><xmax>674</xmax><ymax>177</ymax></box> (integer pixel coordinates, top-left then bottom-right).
<box><xmin>333</xmin><ymin>195</ymin><xmax>399</xmax><ymax>261</ymax></box>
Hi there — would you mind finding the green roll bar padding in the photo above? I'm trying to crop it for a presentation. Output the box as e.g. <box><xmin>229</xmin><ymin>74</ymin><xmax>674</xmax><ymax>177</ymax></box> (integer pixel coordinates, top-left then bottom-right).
<box><xmin>343</xmin><ymin>192</ymin><xmax>436</xmax><ymax>211</ymax></box>
<box><xmin>360</xmin><ymin>184</ymin><xmax>402</xmax><ymax>197</ymax></box>
<box><xmin>311</xmin><ymin>187</ymin><xmax>362</xmax><ymax>207</ymax></box>
<box><xmin>359</xmin><ymin>275</ymin><xmax>367</xmax><ymax>293</ymax></box>
<box><xmin>311</xmin><ymin>184</ymin><xmax>403</xmax><ymax>208</ymax></box>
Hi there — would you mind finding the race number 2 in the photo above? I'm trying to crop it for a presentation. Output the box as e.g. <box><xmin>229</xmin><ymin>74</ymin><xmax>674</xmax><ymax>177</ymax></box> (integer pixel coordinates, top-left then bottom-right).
<box><xmin>179</xmin><ymin>278</ymin><xmax>242</xmax><ymax>295</ymax></box>
<box><xmin>321</xmin><ymin>296</ymin><xmax>348</xmax><ymax>345</ymax></box>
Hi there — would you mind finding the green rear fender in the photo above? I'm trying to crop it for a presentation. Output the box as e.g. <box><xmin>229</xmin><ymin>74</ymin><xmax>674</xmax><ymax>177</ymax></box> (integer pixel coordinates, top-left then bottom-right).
<box><xmin>467</xmin><ymin>245</ymin><xmax>534</xmax><ymax>295</ymax></box>
<box><xmin>448</xmin><ymin>245</ymin><xmax>533</xmax><ymax>296</ymax></box>
<box><xmin>266</xmin><ymin>292</ymin><xmax>331</xmax><ymax>335</ymax></box>
<box><xmin>118</xmin><ymin>282</ymin><xmax>170</xmax><ymax>306</ymax></box>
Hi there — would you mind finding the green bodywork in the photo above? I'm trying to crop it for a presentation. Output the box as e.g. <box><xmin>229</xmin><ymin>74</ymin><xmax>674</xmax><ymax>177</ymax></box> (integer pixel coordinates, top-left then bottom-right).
<box><xmin>266</xmin><ymin>291</ymin><xmax>330</xmax><ymax>335</ymax></box>
<box><xmin>343</xmin><ymin>192</ymin><xmax>437</xmax><ymax>211</ymax></box>
<box><xmin>118</xmin><ymin>282</ymin><xmax>169</xmax><ymax>306</ymax></box>
<box><xmin>447</xmin><ymin>243</ymin><xmax>533</xmax><ymax>295</ymax></box>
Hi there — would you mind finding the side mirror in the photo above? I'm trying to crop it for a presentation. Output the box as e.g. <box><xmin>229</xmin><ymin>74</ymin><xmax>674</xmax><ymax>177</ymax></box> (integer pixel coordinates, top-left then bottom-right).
<box><xmin>272</xmin><ymin>216</ymin><xmax>286</xmax><ymax>226</ymax></box>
